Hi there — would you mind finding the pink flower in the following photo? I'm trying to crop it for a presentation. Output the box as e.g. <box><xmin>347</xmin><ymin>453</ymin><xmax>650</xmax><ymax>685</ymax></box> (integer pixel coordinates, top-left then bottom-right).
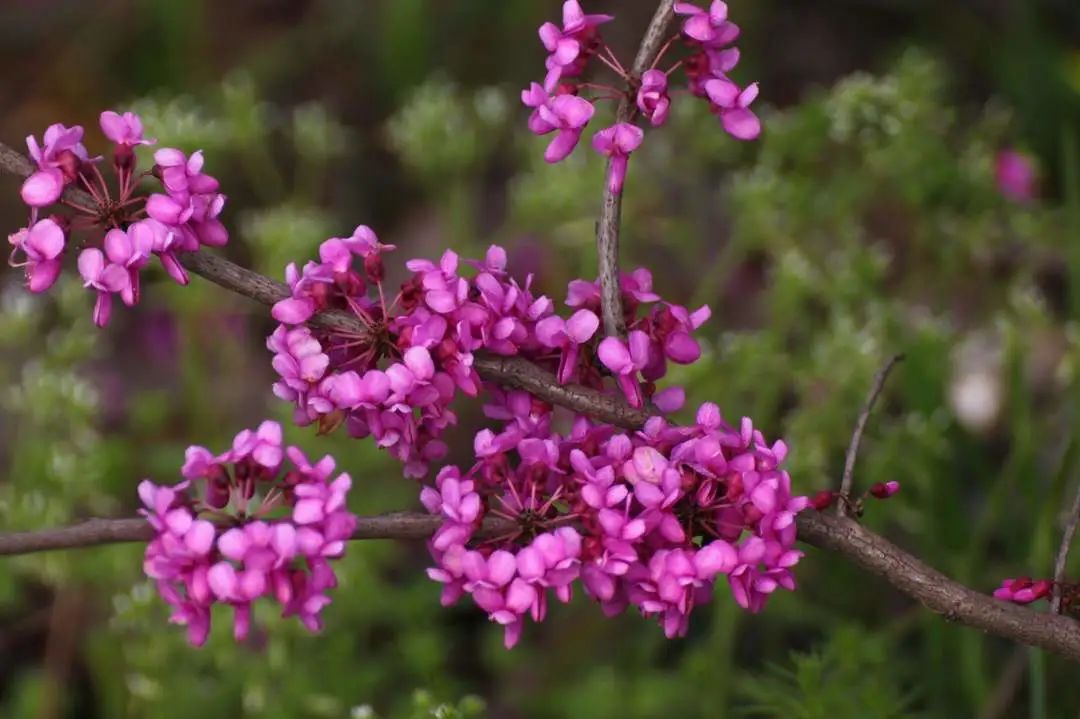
<box><xmin>636</xmin><ymin>70</ymin><xmax>671</xmax><ymax>127</ymax></box>
<box><xmin>705</xmin><ymin>80</ymin><xmax>761</xmax><ymax>140</ymax></box>
<box><xmin>77</xmin><ymin>248</ymin><xmax>129</xmax><ymax>326</ymax></box>
<box><xmin>592</xmin><ymin>122</ymin><xmax>645</xmax><ymax>194</ymax></box>
<box><xmin>100</xmin><ymin>110</ymin><xmax>154</xmax><ymax>147</ymax></box>
<box><xmin>993</xmin><ymin>577</ymin><xmax>1053</xmax><ymax>605</ymax></box>
<box><xmin>674</xmin><ymin>1</ymin><xmax>740</xmax><ymax>47</ymax></box>
<box><xmin>103</xmin><ymin>225</ymin><xmax>153</xmax><ymax>306</ymax></box>
<box><xmin>995</xmin><ymin>149</ymin><xmax>1037</xmax><ymax>203</ymax></box>
<box><xmin>597</xmin><ymin>330</ymin><xmax>652</xmax><ymax>407</ymax></box>
<box><xmin>538</xmin><ymin>1</ymin><xmax>613</xmax><ymax>90</ymax></box>
<box><xmin>535</xmin><ymin>308</ymin><xmax>600</xmax><ymax>382</ymax></box>
<box><xmin>536</xmin><ymin>95</ymin><xmax>596</xmax><ymax>163</ymax></box>
<box><xmin>10</xmin><ymin>218</ymin><xmax>66</xmax><ymax>292</ymax></box>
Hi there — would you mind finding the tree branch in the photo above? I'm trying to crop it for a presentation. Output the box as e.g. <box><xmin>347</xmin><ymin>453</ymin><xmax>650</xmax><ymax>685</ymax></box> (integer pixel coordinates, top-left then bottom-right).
<box><xmin>838</xmin><ymin>353</ymin><xmax>904</xmax><ymax>516</ymax></box>
<box><xmin>796</xmin><ymin>511</ymin><xmax>1080</xmax><ymax>663</ymax></box>
<box><xmin>3</xmin><ymin>509</ymin><xmax>1079</xmax><ymax>662</ymax></box>
<box><xmin>595</xmin><ymin>0</ymin><xmax>676</xmax><ymax>337</ymax></box>
<box><xmin>1052</xmin><ymin>477</ymin><xmax>1080</xmax><ymax>613</ymax></box>
<box><xmin>0</xmin><ymin>513</ymin><xmax>515</xmax><ymax>556</ymax></box>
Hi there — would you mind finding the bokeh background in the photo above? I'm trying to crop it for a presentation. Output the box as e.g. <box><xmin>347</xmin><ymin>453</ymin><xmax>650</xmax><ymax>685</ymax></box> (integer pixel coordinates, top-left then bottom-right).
<box><xmin>1</xmin><ymin>0</ymin><xmax>1080</xmax><ymax>717</ymax></box>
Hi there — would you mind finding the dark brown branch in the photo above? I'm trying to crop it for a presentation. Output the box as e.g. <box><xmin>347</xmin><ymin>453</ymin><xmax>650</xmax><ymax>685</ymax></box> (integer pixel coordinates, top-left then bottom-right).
<box><xmin>838</xmin><ymin>353</ymin><xmax>904</xmax><ymax>516</ymax></box>
<box><xmin>796</xmin><ymin>511</ymin><xmax>1080</xmax><ymax>663</ymax></box>
<box><xmin>4</xmin><ymin>509</ymin><xmax>1080</xmax><ymax>662</ymax></box>
<box><xmin>1052</xmin><ymin>477</ymin><xmax>1080</xmax><ymax>613</ymax></box>
<box><xmin>0</xmin><ymin>513</ymin><xmax>515</xmax><ymax>556</ymax></box>
<box><xmin>595</xmin><ymin>0</ymin><xmax>676</xmax><ymax>337</ymax></box>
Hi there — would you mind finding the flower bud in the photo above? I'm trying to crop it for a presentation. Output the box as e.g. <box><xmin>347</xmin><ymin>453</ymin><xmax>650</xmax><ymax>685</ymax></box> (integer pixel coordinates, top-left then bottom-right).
<box><xmin>809</xmin><ymin>490</ymin><xmax>836</xmax><ymax>511</ymax></box>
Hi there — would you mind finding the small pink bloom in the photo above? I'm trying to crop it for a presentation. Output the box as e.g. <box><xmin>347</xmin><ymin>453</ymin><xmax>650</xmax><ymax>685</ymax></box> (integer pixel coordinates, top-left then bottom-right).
<box><xmin>995</xmin><ymin>149</ymin><xmax>1037</xmax><ymax>203</ymax></box>
<box><xmin>592</xmin><ymin>122</ymin><xmax>645</xmax><ymax>195</ymax></box>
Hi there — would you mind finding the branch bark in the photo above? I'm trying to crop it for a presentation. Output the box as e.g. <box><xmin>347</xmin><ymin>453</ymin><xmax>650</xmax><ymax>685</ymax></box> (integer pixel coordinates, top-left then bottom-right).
<box><xmin>595</xmin><ymin>0</ymin><xmax>676</xmax><ymax>337</ymax></box>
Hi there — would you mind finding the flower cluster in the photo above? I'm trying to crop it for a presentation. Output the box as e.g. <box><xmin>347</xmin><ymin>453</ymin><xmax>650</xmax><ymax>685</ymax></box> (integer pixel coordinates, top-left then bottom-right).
<box><xmin>262</xmin><ymin>227</ymin><xmax>808</xmax><ymax>645</ymax></box>
<box><xmin>267</xmin><ymin>231</ymin><xmax>709</xmax><ymax>477</ymax></box>
<box><xmin>6</xmin><ymin>111</ymin><xmax>227</xmax><ymax>325</ymax></box>
<box><xmin>424</xmin><ymin>403</ymin><xmax>806</xmax><ymax>647</ymax></box>
<box><xmin>523</xmin><ymin>1</ymin><xmax>761</xmax><ymax>195</ymax></box>
<box><xmin>140</xmin><ymin>421</ymin><xmax>356</xmax><ymax>646</ymax></box>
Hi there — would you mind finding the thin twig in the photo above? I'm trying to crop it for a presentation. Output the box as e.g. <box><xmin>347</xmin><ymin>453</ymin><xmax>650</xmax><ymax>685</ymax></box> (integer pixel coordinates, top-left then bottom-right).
<box><xmin>1052</xmin><ymin>476</ymin><xmax>1080</xmax><ymax>613</ymax></box>
<box><xmin>838</xmin><ymin>353</ymin><xmax>905</xmax><ymax>516</ymax></box>
<box><xmin>595</xmin><ymin>0</ymin><xmax>676</xmax><ymax>337</ymax></box>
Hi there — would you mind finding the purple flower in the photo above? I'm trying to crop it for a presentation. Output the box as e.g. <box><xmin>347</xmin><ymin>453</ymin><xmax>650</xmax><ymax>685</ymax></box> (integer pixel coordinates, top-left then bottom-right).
<box><xmin>537</xmin><ymin>95</ymin><xmax>595</xmax><ymax>163</ymax></box>
<box><xmin>538</xmin><ymin>1</ymin><xmax>613</xmax><ymax>90</ymax></box>
<box><xmin>100</xmin><ymin>110</ymin><xmax>154</xmax><ymax>147</ymax></box>
<box><xmin>20</xmin><ymin>123</ymin><xmax>90</xmax><ymax>207</ymax></box>
<box><xmin>993</xmin><ymin>577</ymin><xmax>1053</xmax><ymax>605</ymax></box>
<box><xmin>103</xmin><ymin>226</ymin><xmax>153</xmax><ymax>306</ymax></box>
<box><xmin>535</xmin><ymin>308</ymin><xmax>600</xmax><ymax>382</ymax></box>
<box><xmin>995</xmin><ymin>149</ymin><xmax>1037</xmax><ymax>203</ymax></box>
<box><xmin>10</xmin><ymin>219</ymin><xmax>66</xmax><ymax>292</ymax></box>
<box><xmin>674</xmin><ymin>1</ymin><xmax>740</xmax><ymax>47</ymax></box>
<box><xmin>636</xmin><ymin>70</ymin><xmax>671</xmax><ymax>127</ymax></box>
<box><xmin>597</xmin><ymin>330</ymin><xmax>652</xmax><ymax>407</ymax></box>
<box><xmin>78</xmin><ymin>247</ymin><xmax>129</xmax><ymax>326</ymax></box>
<box><xmin>705</xmin><ymin>80</ymin><xmax>761</xmax><ymax>140</ymax></box>
<box><xmin>592</xmin><ymin>122</ymin><xmax>645</xmax><ymax>195</ymax></box>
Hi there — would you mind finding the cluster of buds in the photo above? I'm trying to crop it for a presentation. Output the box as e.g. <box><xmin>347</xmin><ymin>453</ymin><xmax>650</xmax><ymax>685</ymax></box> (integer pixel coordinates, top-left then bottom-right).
<box><xmin>6</xmin><ymin>111</ymin><xmax>227</xmax><ymax>325</ymax></box>
<box><xmin>140</xmin><ymin>421</ymin><xmax>356</xmax><ymax>645</ymax></box>
<box><xmin>523</xmin><ymin>1</ymin><xmax>761</xmax><ymax>195</ymax></box>
<box><xmin>807</xmin><ymin>480</ymin><xmax>900</xmax><ymax>516</ymax></box>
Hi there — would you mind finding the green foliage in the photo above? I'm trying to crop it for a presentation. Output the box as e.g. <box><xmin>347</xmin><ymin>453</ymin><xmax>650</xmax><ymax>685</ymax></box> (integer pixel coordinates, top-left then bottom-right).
<box><xmin>735</xmin><ymin>626</ymin><xmax>917</xmax><ymax>719</ymax></box>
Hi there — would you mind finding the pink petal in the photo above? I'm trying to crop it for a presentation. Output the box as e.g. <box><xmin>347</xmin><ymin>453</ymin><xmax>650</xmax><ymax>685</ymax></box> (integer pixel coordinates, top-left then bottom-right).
<box><xmin>20</xmin><ymin>169</ymin><xmax>64</xmax><ymax>207</ymax></box>
<box><xmin>722</xmin><ymin>108</ymin><xmax>761</xmax><ymax>140</ymax></box>
<box><xmin>597</xmin><ymin>336</ymin><xmax>632</xmax><ymax>374</ymax></box>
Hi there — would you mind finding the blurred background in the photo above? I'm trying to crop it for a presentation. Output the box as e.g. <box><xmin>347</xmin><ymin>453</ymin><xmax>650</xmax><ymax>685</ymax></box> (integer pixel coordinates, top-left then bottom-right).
<box><xmin>1</xmin><ymin>0</ymin><xmax>1079</xmax><ymax>717</ymax></box>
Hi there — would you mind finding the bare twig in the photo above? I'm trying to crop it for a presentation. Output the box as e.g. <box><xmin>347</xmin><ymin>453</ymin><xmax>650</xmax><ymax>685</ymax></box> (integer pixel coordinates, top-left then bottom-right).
<box><xmin>838</xmin><ymin>353</ymin><xmax>904</xmax><ymax>516</ymax></box>
<box><xmin>595</xmin><ymin>0</ymin><xmax>676</xmax><ymax>337</ymax></box>
<box><xmin>1052</xmin><ymin>477</ymin><xmax>1080</xmax><ymax>613</ymax></box>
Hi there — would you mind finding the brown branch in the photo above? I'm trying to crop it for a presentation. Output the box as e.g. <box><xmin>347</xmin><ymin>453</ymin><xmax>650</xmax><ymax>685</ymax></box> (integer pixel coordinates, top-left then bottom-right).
<box><xmin>0</xmin><ymin>513</ymin><xmax>515</xmax><ymax>556</ymax></box>
<box><xmin>1052</xmin><ymin>477</ymin><xmax>1080</xmax><ymax>613</ymax></box>
<box><xmin>796</xmin><ymin>511</ymin><xmax>1080</xmax><ymax>663</ymax></box>
<box><xmin>838</xmin><ymin>353</ymin><xmax>904</xmax><ymax>516</ymax></box>
<box><xmin>595</xmin><ymin>0</ymin><xmax>676</xmax><ymax>337</ymax></box>
<box><xmin>4</xmin><ymin>509</ymin><xmax>1080</xmax><ymax>662</ymax></box>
